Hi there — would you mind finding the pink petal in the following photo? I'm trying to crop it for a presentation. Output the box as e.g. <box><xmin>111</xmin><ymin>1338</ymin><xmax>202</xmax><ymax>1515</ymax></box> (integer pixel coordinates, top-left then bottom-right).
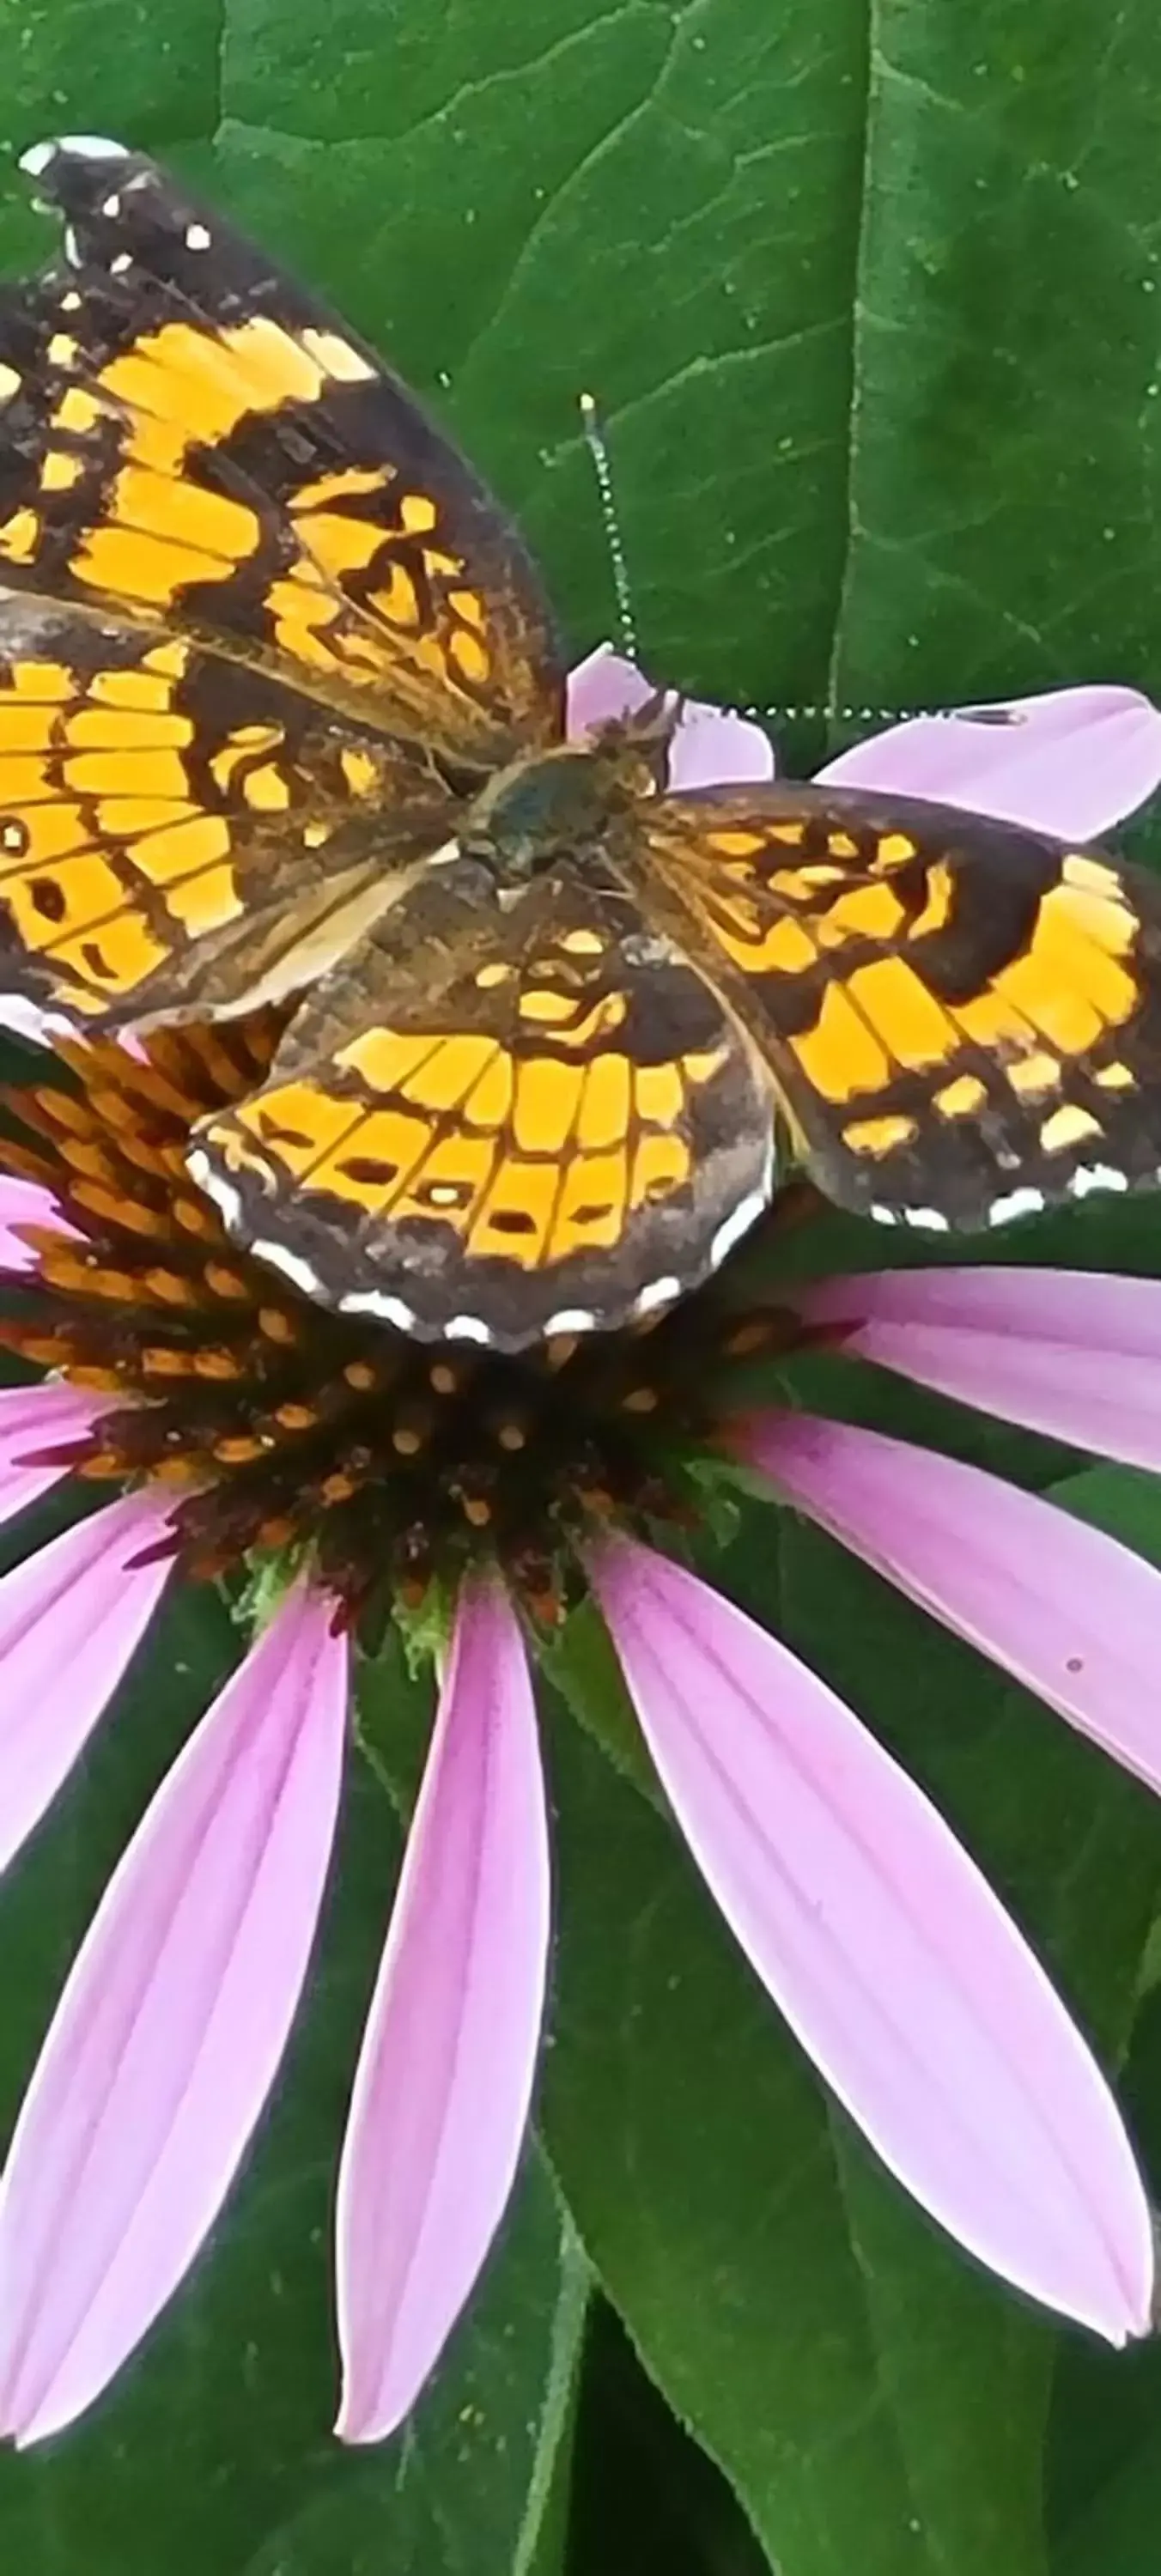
<box><xmin>0</xmin><ymin>1490</ymin><xmax>174</xmax><ymax>1875</ymax></box>
<box><xmin>566</xmin><ymin>643</ymin><xmax>774</xmax><ymax>786</ymax></box>
<box><xmin>337</xmin><ymin>1578</ymin><xmax>550</xmax><ymax>2443</ymax></box>
<box><xmin>0</xmin><ymin>1178</ymin><xmax>76</xmax><ymax>1273</ymax></box>
<box><xmin>0</xmin><ymin>1584</ymin><xmax>349</xmax><ymax>2445</ymax></box>
<box><xmin>744</xmin><ymin>1412</ymin><xmax>1161</xmax><ymax>1799</ymax></box>
<box><xmin>818</xmin><ymin>686</ymin><xmax>1161</xmax><ymax>839</ymax></box>
<box><xmin>0</xmin><ymin>1382</ymin><xmax>109</xmax><ymax>1527</ymax></box>
<box><xmin>799</xmin><ymin>1267</ymin><xmax>1161</xmax><ymax>1473</ymax></box>
<box><xmin>667</xmin><ymin>693</ymin><xmax>775</xmax><ymax>790</ymax></box>
<box><xmin>566</xmin><ymin>645</ymin><xmax>652</xmax><ymax>734</ymax></box>
<box><xmin>593</xmin><ymin>1538</ymin><xmax>1152</xmax><ymax>2340</ymax></box>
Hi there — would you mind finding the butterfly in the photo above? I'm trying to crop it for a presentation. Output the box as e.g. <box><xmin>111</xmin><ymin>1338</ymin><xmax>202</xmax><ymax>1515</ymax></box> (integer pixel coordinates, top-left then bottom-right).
<box><xmin>0</xmin><ymin>137</ymin><xmax>1158</xmax><ymax>1350</ymax></box>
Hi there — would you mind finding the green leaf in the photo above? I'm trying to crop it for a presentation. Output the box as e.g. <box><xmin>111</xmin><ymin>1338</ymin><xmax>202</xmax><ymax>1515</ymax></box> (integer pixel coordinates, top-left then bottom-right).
<box><xmin>828</xmin><ymin>3</ymin><xmax>1161</xmax><ymax>714</ymax></box>
<box><xmin>542</xmin><ymin>1467</ymin><xmax>1161</xmax><ymax>2576</ymax></box>
<box><xmin>1048</xmin><ymin>1989</ymin><xmax>1161</xmax><ymax>2576</ymax></box>
<box><xmin>0</xmin><ymin>1588</ymin><xmax>587</xmax><ymax>2573</ymax></box>
<box><xmin>0</xmin><ymin>0</ymin><xmax>867</xmax><ymax>718</ymax></box>
<box><xmin>29</xmin><ymin>0</ymin><xmax>1154</xmax><ymax>733</ymax></box>
<box><xmin>568</xmin><ymin>2299</ymin><xmax>769</xmax><ymax>2576</ymax></box>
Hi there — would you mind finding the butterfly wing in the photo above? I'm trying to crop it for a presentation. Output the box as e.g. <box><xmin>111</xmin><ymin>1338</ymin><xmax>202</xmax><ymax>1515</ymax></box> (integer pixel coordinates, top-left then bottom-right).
<box><xmin>0</xmin><ymin>592</ymin><xmax>453</xmax><ymax>1027</ymax></box>
<box><xmin>641</xmin><ymin>781</ymin><xmax>1161</xmax><ymax>1229</ymax></box>
<box><xmin>187</xmin><ymin>855</ymin><xmax>775</xmax><ymax>1348</ymax></box>
<box><xmin>0</xmin><ymin>137</ymin><xmax>562</xmax><ymax>761</ymax></box>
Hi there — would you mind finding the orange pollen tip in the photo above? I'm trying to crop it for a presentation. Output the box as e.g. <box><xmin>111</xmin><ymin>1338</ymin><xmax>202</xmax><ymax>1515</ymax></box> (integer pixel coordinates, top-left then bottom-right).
<box><xmin>343</xmin><ymin>1359</ymin><xmax>377</xmax><ymax>1390</ymax></box>
<box><xmin>725</xmin><ymin>1315</ymin><xmax>785</xmax><ymax>1357</ymax></box>
<box><xmin>256</xmin><ymin>1515</ymin><xmax>297</xmax><ymax>1549</ymax></box>
<box><xmin>273</xmin><ymin>1402</ymin><xmax>318</xmax><ymax>1431</ymax></box>
<box><xmin>204</xmin><ymin>1262</ymin><xmax>251</xmax><ymax>1300</ymax></box>
<box><xmin>71</xmin><ymin>1183</ymin><xmax>162</xmax><ymax>1236</ymax></box>
<box><xmin>58</xmin><ymin>1139</ymin><xmax>112</xmax><ymax>1181</ymax></box>
<box><xmin>173</xmin><ymin>1194</ymin><xmax>221</xmax><ymax>1239</ymax></box>
<box><xmin>143</xmin><ymin>1269</ymin><xmax>200</xmax><ymax>1307</ymax></box>
<box><xmin>258</xmin><ymin>1305</ymin><xmax>297</xmax><ymax>1342</ymax></box>
<box><xmin>141</xmin><ymin>1345</ymin><xmax>197</xmax><ymax>1376</ymax></box>
<box><xmin>33</xmin><ymin>1089</ymin><xmax>89</xmax><ymax>1136</ymax></box>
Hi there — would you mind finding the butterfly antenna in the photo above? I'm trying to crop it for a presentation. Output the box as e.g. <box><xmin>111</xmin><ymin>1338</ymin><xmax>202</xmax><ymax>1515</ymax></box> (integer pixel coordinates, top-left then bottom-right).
<box><xmin>580</xmin><ymin>392</ymin><xmax>639</xmax><ymax>660</ymax></box>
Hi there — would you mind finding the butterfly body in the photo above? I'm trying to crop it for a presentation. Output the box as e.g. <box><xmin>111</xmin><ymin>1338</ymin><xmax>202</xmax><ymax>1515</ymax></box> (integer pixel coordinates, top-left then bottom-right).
<box><xmin>0</xmin><ymin>136</ymin><xmax>1158</xmax><ymax>1347</ymax></box>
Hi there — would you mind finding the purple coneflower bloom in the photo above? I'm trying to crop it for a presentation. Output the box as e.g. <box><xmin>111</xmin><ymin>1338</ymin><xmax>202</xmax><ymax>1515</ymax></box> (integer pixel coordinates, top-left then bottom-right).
<box><xmin>0</xmin><ymin>653</ymin><xmax>1160</xmax><ymax>2445</ymax></box>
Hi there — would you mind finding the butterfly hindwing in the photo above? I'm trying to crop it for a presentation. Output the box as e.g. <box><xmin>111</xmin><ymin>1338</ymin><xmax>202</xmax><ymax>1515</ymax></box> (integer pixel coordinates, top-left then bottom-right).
<box><xmin>641</xmin><ymin>781</ymin><xmax>1161</xmax><ymax>1230</ymax></box>
<box><xmin>0</xmin><ymin>138</ymin><xmax>562</xmax><ymax>758</ymax></box>
<box><xmin>187</xmin><ymin>856</ymin><xmax>775</xmax><ymax>1347</ymax></box>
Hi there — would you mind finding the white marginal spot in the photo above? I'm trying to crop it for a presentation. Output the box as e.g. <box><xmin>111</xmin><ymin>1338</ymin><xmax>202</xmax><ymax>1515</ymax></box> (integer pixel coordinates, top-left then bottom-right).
<box><xmin>186</xmin><ymin>1151</ymin><xmax>241</xmax><ymax>1234</ymax></box>
<box><xmin>988</xmin><ymin>1186</ymin><xmax>1046</xmax><ymax>1225</ymax></box>
<box><xmin>185</xmin><ymin>222</ymin><xmax>211</xmax><ymax>252</ymax></box>
<box><xmin>110</xmin><ymin>253</ymin><xmax>133</xmax><ymax>276</ymax></box>
<box><xmin>1068</xmin><ymin>1163</ymin><xmax>1130</xmax><ymax>1199</ymax></box>
<box><xmin>870</xmin><ymin>1205</ymin><xmax>900</xmax><ymax>1226</ymax></box>
<box><xmin>63</xmin><ymin>228</ymin><xmax>81</xmax><ymax>268</ymax></box>
<box><xmin>632</xmin><ymin>1273</ymin><xmax>682</xmax><ymax>1319</ymax></box>
<box><xmin>442</xmin><ymin>1313</ymin><xmax>495</xmax><ymax>1346</ymax></box>
<box><xmin>252</xmin><ymin>1237</ymin><xmax>323</xmax><ymax>1297</ymax></box>
<box><xmin>341</xmin><ymin>1288</ymin><xmax>418</xmax><ymax>1331</ymax></box>
<box><xmin>709</xmin><ymin>1188</ymin><xmax>768</xmax><ymax>1272</ymax></box>
<box><xmin>901</xmin><ymin>1206</ymin><xmax>951</xmax><ymax>1232</ymax></box>
<box><xmin>100</xmin><ymin>193</ymin><xmax>121</xmax><ymax>219</ymax></box>
<box><xmin>20</xmin><ymin>136</ymin><xmax>129</xmax><ymax>178</ymax></box>
<box><xmin>543</xmin><ymin>1306</ymin><xmax>599</xmax><ymax>1336</ymax></box>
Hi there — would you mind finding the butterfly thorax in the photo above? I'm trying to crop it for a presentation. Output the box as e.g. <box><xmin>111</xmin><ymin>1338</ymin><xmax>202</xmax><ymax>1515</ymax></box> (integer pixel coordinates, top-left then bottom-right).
<box><xmin>460</xmin><ymin>709</ymin><xmax>673</xmax><ymax>881</ymax></box>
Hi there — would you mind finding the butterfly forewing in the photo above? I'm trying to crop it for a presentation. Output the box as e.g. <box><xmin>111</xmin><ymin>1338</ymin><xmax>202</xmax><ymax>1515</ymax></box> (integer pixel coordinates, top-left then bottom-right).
<box><xmin>0</xmin><ymin>138</ymin><xmax>562</xmax><ymax>758</ymax></box>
